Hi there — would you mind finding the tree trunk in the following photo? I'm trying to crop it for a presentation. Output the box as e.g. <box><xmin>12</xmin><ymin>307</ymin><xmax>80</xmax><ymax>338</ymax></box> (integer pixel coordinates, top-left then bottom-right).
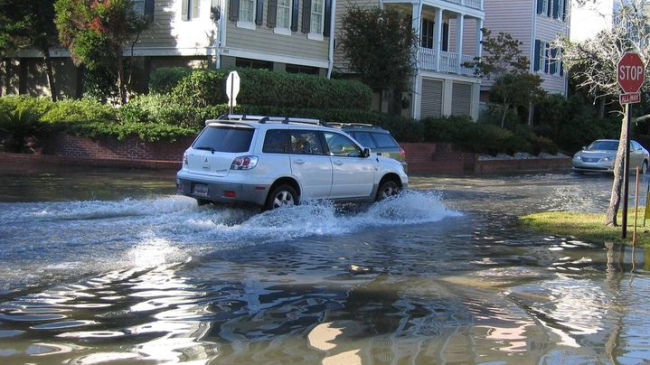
<box><xmin>605</xmin><ymin>113</ymin><xmax>628</xmax><ymax>226</ymax></box>
<box><xmin>41</xmin><ymin>47</ymin><xmax>58</xmax><ymax>102</ymax></box>
<box><xmin>116</xmin><ymin>49</ymin><xmax>127</xmax><ymax>105</ymax></box>
<box><xmin>500</xmin><ymin>103</ymin><xmax>510</xmax><ymax>128</ymax></box>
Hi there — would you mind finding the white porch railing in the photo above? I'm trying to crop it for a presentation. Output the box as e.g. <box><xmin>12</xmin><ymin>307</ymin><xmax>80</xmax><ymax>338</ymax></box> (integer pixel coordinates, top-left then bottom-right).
<box><xmin>418</xmin><ymin>48</ymin><xmax>477</xmax><ymax>76</ymax></box>
<box><xmin>442</xmin><ymin>0</ymin><xmax>482</xmax><ymax>10</ymax></box>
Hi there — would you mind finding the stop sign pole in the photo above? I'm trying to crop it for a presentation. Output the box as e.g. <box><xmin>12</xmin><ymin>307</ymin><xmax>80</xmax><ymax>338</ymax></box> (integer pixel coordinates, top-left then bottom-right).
<box><xmin>618</xmin><ymin>52</ymin><xmax>645</xmax><ymax>238</ymax></box>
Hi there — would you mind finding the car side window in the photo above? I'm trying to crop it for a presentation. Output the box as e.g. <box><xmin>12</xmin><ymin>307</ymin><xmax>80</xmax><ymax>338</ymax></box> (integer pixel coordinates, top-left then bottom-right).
<box><xmin>324</xmin><ymin>132</ymin><xmax>363</xmax><ymax>157</ymax></box>
<box><xmin>263</xmin><ymin>129</ymin><xmax>290</xmax><ymax>153</ymax></box>
<box><xmin>350</xmin><ymin>132</ymin><xmax>376</xmax><ymax>148</ymax></box>
<box><xmin>373</xmin><ymin>133</ymin><xmax>399</xmax><ymax>148</ymax></box>
<box><xmin>290</xmin><ymin>130</ymin><xmax>324</xmax><ymax>155</ymax></box>
<box><xmin>632</xmin><ymin>141</ymin><xmax>641</xmax><ymax>151</ymax></box>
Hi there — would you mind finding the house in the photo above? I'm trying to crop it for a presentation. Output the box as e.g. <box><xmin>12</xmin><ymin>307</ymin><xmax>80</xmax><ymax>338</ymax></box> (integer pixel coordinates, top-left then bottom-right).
<box><xmin>0</xmin><ymin>0</ymin><xmax>335</xmax><ymax>98</ymax></box>
<box><xmin>481</xmin><ymin>0</ymin><xmax>570</xmax><ymax>100</ymax></box>
<box><xmin>333</xmin><ymin>0</ymin><xmax>485</xmax><ymax>121</ymax></box>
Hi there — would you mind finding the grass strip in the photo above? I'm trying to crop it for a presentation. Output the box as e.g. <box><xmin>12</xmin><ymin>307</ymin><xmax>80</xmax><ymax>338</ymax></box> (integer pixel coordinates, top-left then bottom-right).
<box><xmin>519</xmin><ymin>209</ymin><xmax>650</xmax><ymax>247</ymax></box>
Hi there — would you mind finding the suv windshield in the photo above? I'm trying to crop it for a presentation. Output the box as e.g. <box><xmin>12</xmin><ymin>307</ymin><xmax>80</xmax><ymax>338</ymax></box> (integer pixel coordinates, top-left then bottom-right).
<box><xmin>193</xmin><ymin>126</ymin><xmax>254</xmax><ymax>153</ymax></box>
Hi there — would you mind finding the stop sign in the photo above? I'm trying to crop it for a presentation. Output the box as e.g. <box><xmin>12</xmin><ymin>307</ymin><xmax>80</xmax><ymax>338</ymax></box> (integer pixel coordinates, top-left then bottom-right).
<box><xmin>618</xmin><ymin>52</ymin><xmax>645</xmax><ymax>93</ymax></box>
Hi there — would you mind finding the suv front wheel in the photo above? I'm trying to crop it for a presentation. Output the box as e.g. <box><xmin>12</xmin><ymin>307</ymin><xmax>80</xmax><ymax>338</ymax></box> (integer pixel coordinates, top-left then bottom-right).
<box><xmin>265</xmin><ymin>185</ymin><xmax>299</xmax><ymax>210</ymax></box>
<box><xmin>376</xmin><ymin>180</ymin><xmax>400</xmax><ymax>201</ymax></box>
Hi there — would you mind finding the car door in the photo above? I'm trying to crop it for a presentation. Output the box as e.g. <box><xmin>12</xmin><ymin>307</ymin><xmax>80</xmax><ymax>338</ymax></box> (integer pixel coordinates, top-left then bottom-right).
<box><xmin>323</xmin><ymin>131</ymin><xmax>375</xmax><ymax>199</ymax></box>
<box><xmin>289</xmin><ymin>130</ymin><xmax>333</xmax><ymax>200</ymax></box>
<box><xmin>631</xmin><ymin>141</ymin><xmax>644</xmax><ymax>170</ymax></box>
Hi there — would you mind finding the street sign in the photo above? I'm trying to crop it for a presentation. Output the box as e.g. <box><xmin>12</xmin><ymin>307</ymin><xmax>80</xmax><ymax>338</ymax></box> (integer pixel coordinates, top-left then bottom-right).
<box><xmin>620</xmin><ymin>92</ymin><xmax>641</xmax><ymax>104</ymax></box>
<box><xmin>226</xmin><ymin>71</ymin><xmax>240</xmax><ymax>109</ymax></box>
<box><xmin>617</xmin><ymin>52</ymin><xmax>645</xmax><ymax>93</ymax></box>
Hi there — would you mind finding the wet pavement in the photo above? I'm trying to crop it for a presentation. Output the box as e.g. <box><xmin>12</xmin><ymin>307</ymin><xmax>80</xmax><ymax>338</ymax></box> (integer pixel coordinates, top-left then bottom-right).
<box><xmin>0</xmin><ymin>168</ymin><xmax>649</xmax><ymax>364</ymax></box>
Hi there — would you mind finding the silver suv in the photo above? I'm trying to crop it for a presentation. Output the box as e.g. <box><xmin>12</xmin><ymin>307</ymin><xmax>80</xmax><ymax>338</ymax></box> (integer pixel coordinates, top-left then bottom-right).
<box><xmin>176</xmin><ymin>115</ymin><xmax>409</xmax><ymax>210</ymax></box>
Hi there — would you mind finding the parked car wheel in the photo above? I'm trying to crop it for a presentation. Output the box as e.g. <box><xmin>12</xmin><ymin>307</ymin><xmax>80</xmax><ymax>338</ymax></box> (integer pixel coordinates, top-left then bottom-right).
<box><xmin>376</xmin><ymin>180</ymin><xmax>400</xmax><ymax>201</ymax></box>
<box><xmin>196</xmin><ymin>199</ymin><xmax>210</xmax><ymax>206</ymax></box>
<box><xmin>265</xmin><ymin>185</ymin><xmax>299</xmax><ymax>210</ymax></box>
<box><xmin>643</xmin><ymin>161</ymin><xmax>648</xmax><ymax>174</ymax></box>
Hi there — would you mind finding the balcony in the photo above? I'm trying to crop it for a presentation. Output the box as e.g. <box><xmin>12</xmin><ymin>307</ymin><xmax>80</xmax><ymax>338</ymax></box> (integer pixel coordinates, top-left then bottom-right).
<box><xmin>417</xmin><ymin>47</ymin><xmax>477</xmax><ymax>76</ymax></box>
<box><xmin>443</xmin><ymin>0</ymin><xmax>482</xmax><ymax>10</ymax></box>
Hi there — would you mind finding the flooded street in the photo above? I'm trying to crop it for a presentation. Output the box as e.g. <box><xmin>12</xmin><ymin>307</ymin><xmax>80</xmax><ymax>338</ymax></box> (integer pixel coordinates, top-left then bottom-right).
<box><xmin>1</xmin><ymin>168</ymin><xmax>649</xmax><ymax>364</ymax></box>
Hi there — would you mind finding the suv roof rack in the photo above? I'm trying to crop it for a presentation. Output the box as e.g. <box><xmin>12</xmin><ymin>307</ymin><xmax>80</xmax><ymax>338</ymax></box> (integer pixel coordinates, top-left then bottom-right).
<box><xmin>327</xmin><ymin>122</ymin><xmax>384</xmax><ymax>130</ymax></box>
<box><xmin>210</xmin><ymin>114</ymin><xmax>322</xmax><ymax>126</ymax></box>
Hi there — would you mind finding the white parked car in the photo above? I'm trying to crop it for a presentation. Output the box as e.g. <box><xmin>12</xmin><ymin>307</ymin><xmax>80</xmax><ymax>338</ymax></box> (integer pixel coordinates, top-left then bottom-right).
<box><xmin>176</xmin><ymin>115</ymin><xmax>409</xmax><ymax>210</ymax></box>
<box><xmin>572</xmin><ymin>139</ymin><xmax>649</xmax><ymax>173</ymax></box>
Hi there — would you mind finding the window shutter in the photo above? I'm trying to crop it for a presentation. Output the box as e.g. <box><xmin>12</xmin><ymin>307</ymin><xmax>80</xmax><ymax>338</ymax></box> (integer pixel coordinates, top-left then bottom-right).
<box><xmin>192</xmin><ymin>0</ymin><xmax>200</xmax><ymax>18</ymax></box>
<box><xmin>536</xmin><ymin>0</ymin><xmax>543</xmax><ymax>14</ymax></box>
<box><xmin>546</xmin><ymin>0</ymin><xmax>551</xmax><ymax>17</ymax></box>
<box><xmin>301</xmin><ymin>0</ymin><xmax>311</xmax><ymax>33</ymax></box>
<box><xmin>544</xmin><ymin>43</ymin><xmax>550</xmax><ymax>73</ymax></box>
<box><xmin>442</xmin><ymin>23</ymin><xmax>449</xmax><ymax>52</ymax></box>
<box><xmin>145</xmin><ymin>0</ymin><xmax>155</xmax><ymax>21</ymax></box>
<box><xmin>291</xmin><ymin>0</ymin><xmax>299</xmax><ymax>32</ymax></box>
<box><xmin>182</xmin><ymin>0</ymin><xmax>189</xmax><ymax>20</ymax></box>
<box><xmin>562</xmin><ymin>0</ymin><xmax>567</xmax><ymax>20</ymax></box>
<box><xmin>550</xmin><ymin>48</ymin><xmax>557</xmax><ymax>74</ymax></box>
<box><xmin>267</xmin><ymin>0</ymin><xmax>277</xmax><ymax>27</ymax></box>
<box><xmin>323</xmin><ymin>0</ymin><xmax>331</xmax><ymax>36</ymax></box>
<box><xmin>255</xmin><ymin>0</ymin><xmax>264</xmax><ymax>25</ymax></box>
<box><xmin>534</xmin><ymin>40</ymin><xmax>540</xmax><ymax>71</ymax></box>
<box><xmin>552</xmin><ymin>0</ymin><xmax>559</xmax><ymax>19</ymax></box>
<box><xmin>229</xmin><ymin>0</ymin><xmax>239</xmax><ymax>21</ymax></box>
<box><xmin>559</xmin><ymin>47</ymin><xmax>564</xmax><ymax>76</ymax></box>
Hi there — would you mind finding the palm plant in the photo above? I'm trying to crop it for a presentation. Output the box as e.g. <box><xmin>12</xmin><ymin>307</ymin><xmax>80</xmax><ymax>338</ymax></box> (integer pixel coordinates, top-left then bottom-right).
<box><xmin>0</xmin><ymin>108</ymin><xmax>46</xmax><ymax>153</ymax></box>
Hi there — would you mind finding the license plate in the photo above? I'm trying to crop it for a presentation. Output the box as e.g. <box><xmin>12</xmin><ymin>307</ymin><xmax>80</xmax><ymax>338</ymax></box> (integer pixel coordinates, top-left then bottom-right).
<box><xmin>193</xmin><ymin>184</ymin><xmax>209</xmax><ymax>197</ymax></box>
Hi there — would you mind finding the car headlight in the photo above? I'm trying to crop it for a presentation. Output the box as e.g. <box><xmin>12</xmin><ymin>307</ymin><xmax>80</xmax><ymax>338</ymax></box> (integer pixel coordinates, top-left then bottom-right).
<box><xmin>573</xmin><ymin>154</ymin><xmax>582</xmax><ymax>161</ymax></box>
<box><xmin>601</xmin><ymin>156</ymin><xmax>613</xmax><ymax>162</ymax></box>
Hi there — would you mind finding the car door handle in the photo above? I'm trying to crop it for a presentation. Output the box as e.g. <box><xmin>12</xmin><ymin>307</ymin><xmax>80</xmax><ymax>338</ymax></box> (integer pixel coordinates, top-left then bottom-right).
<box><xmin>293</xmin><ymin>159</ymin><xmax>305</xmax><ymax>165</ymax></box>
<box><xmin>333</xmin><ymin>160</ymin><xmax>344</xmax><ymax>166</ymax></box>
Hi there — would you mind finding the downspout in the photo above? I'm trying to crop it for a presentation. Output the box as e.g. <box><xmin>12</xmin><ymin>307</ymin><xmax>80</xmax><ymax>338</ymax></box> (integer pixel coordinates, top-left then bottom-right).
<box><xmin>327</xmin><ymin>0</ymin><xmax>337</xmax><ymax>78</ymax></box>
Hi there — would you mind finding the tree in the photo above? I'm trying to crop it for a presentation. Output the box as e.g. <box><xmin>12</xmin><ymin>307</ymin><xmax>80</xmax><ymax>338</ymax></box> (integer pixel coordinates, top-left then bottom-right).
<box><xmin>559</xmin><ymin>0</ymin><xmax>650</xmax><ymax>227</ymax></box>
<box><xmin>54</xmin><ymin>0</ymin><xmax>149</xmax><ymax>104</ymax></box>
<box><xmin>470</xmin><ymin>28</ymin><xmax>543</xmax><ymax>126</ymax></box>
<box><xmin>339</xmin><ymin>5</ymin><xmax>417</xmax><ymax>115</ymax></box>
<box><xmin>491</xmin><ymin>73</ymin><xmax>545</xmax><ymax>128</ymax></box>
<box><xmin>0</xmin><ymin>0</ymin><xmax>60</xmax><ymax>101</ymax></box>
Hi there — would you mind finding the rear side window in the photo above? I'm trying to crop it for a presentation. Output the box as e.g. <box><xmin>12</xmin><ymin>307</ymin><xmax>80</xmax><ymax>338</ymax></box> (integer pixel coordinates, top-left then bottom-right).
<box><xmin>349</xmin><ymin>132</ymin><xmax>376</xmax><ymax>148</ymax></box>
<box><xmin>373</xmin><ymin>133</ymin><xmax>399</xmax><ymax>148</ymax></box>
<box><xmin>263</xmin><ymin>130</ymin><xmax>290</xmax><ymax>153</ymax></box>
<box><xmin>193</xmin><ymin>126</ymin><xmax>254</xmax><ymax>153</ymax></box>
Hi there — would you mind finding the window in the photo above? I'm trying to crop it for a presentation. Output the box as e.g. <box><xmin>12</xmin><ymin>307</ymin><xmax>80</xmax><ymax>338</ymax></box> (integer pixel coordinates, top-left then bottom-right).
<box><xmin>537</xmin><ymin>0</ymin><xmax>548</xmax><ymax>15</ymax></box>
<box><xmin>277</xmin><ymin>0</ymin><xmax>291</xmax><ymax>30</ymax></box>
<box><xmin>182</xmin><ymin>0</ymin><xmax>200</xmax><ymax>21</ymax></box>
<box><xmin>421</xmin><ymin>19</ymin><xmax>434</xmax><ymax>49</ymax></box>
<box><xmin>239</xmin><ymin>0</ymin><xmax>255</xmax><ymax>23</ymax></box>
<box><xmin>235</xmin><ymin>58</ymin><xmax>273</xmax><ymax>70</ymax></box>
<box><xmin>534</xmin><ymin>40</ymin><xmax>563</xmax><ymax>76</ymax></box>
<box><xmin>291</xmin><ymin>131</ymin><xmax>324</xmax><ymax>155</ymax></box>
<box><xmin>263</xmin><ymin>130</ymin><xmax>290</xmax><ymax>153</ymax></box>
<box><xmin>323</xmin><ymin>132</ymin><xmax>362</xmax><ymax>157</ymax></box>
<box><xmin>132</xmin><ymin>0</ymin><xmax>145</xmax><ymax>15</ymax></box>
<box><xmin>286</xmin><ymin>64</ymin><xmax>320</xmax><ymax>75</ymax></box>
<box><xmin>193</xmin><ymin>127</ymin><xmax>254</xmax><ymax>153</ymax></box>
<box><xmin>310</xmin><ymin>0</ymin><xmax>324</xmax><ymax>35</ymax></box>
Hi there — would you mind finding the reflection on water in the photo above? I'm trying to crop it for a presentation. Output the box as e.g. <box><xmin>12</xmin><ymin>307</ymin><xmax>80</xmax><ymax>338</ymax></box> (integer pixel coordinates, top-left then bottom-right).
<box><xmin>1</xmin><ymin>171</ymin><xmax>650</xmax><ymax>364</ymax></box>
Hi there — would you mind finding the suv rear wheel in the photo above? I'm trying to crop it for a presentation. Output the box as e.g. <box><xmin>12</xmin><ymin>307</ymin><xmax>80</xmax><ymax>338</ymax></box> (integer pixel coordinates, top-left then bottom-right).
<box><xmin>376</xmin><ymin>180</ymin><xmax>400</xmax><ymax>201</ymax></box>
<box><xmin>265</xmin><ymin>185</ymin><xmax>299</xmax><ymax>210</ymax></box>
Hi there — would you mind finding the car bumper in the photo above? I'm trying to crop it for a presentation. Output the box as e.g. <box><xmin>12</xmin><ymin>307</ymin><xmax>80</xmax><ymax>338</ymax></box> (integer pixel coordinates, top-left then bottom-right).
<box><xmin>572</xmin><ymin>160</ymin><xmax>614</xmax><ymax>172</ymax></box>
<box><xmin>176</xmin><ymin>171</ymin><xmax>270</xmax><ymax>206</ymax></box>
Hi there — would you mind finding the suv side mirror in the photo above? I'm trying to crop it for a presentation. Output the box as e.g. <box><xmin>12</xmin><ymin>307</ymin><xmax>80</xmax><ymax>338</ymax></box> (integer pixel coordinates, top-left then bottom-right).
<box><xmin>363</xmin><ymin>147</ymin><xmax>371</xmax><ymax>158</ymax></box>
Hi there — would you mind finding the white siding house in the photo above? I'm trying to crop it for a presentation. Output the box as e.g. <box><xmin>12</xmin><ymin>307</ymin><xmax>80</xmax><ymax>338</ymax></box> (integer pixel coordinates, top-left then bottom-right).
<box><xmin>334</xmin><ymin>0</ymin><xmax>485</xmax><ymax>121</ymax></box>
<box><xmin>482</xmin><ymin>0</ymin><xmax>569</xmax><ymax>97</ymax></box>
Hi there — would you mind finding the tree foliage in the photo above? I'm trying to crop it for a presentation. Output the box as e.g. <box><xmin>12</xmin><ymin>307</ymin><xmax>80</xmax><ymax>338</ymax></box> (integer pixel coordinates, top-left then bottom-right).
<box><xmin>472</xmin><ymin>28</ymin><xmax>530</xmax><ymax>79</ymax></box>
<box><xmin>0</xmin><ymin>0</ymin><xmax>60</xmax><ymax>100</ymax></box>
<box><xmin>54</xmin><ymin>0</ymin><xmax>149</xmax><ymax>104</ymax></box>
<box><xmin>559</xmin><ymin>0</ymin><xmax>650</xmax><ymax>226</ymax></box>
<box><xmin>339</xmin><ymin>5</ymin><xmax>417</xmax><ymax>115</ymax></box>
<box><xmin>491</xmin><ymin>73</ymin><xmax>545</xmax><ymax>127</ymax></box>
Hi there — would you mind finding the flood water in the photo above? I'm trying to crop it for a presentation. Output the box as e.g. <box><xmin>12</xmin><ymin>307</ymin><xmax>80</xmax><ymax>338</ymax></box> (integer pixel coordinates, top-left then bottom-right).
<box><xmin>1</xmin><ymin>168</ymin><xmax>649</xmax><ymax>365</ymax></box>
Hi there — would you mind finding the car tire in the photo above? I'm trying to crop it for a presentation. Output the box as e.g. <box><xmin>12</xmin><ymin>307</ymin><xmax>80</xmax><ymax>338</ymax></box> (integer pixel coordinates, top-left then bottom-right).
<box><xmin>376</xmin><ymin>180</ymin><xmax>400</xmax><ymax>202</ymax></box>
<box><xmin>265</xmin><ymin>185</ymin><xmax>299</xmax><ymax>210</ymax></box>
<box><xmin>197</xmin><ymin>199</ymin><xmax>210</xmax><ymax>206</ymax></box>
<box><xmin>643</xmin><ymin>161</ymin><xmax>648</xmax><ymax>174</ymax></box>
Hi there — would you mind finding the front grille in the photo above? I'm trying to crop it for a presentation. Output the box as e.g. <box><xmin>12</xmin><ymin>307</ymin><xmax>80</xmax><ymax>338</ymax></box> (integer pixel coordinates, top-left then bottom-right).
<box><xmin>582</xmin><ymin>157</ymin><xmax>600</xmax><ymax>163</ymax></box>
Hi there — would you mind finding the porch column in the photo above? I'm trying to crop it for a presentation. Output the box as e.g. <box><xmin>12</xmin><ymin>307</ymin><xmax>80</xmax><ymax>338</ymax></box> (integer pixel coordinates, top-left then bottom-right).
<box><xmin>455</xmin><ymin>13</ymin><xmax>464</xmax><ymax>74</ymax></box>
<box><xmin>434</xmin><ymin>9</ymin><xmax>443</xmax><ymax>71</ymax></box>
<box><xmin>412</xmin><ymin>3</ymin><xmax>423</xmax><ymax>120</ymax></box>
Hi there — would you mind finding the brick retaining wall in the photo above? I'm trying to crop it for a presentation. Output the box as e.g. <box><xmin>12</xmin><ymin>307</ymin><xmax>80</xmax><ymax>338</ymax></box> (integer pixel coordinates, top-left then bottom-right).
<box><xmin>0</xmin><ymin>134</ymin><xmax>572</xmax><ymax>174</ymax></box>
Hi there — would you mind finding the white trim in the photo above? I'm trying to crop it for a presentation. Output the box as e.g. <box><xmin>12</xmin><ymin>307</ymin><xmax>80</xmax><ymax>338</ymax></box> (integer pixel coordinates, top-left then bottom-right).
<box><xmin>236</xmin><ymin>20</ymin><xmax>256</xmax><ymax>30</ymax></box>
<box><xmin>327</xmin><ymin>0</ymin><xmax>336</xmax><ymax>78</ymax></box>
<box><xmin>419</xmin><ymin>69</ymin><xmax>481</xmax><ymax>84</ymax></box>
<box><xmin>383</xmin><ymin>0</ymin><xmax>483</xmax><ymax>20</ymax></box>
<box><xmin>307</xmin><ymin>33</ymin><xmax>324</xmax><ymax>41</ymax></box>
<box><xmin>223</xmin><ymin>48</ymin><xmax>329</xmax><ymax>68</ymax></box>
<box><xmin>274</xmin><ymin>27</ymin><xmax>292</xmax><ymax>35</ymax></box>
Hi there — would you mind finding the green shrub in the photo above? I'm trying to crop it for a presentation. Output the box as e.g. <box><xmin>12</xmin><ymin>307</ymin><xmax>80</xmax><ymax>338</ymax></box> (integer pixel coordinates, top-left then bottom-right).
<box><xmin>171</xmin><ymin>69</ymin><xmax>226</xmax><ymax>107</ymax></box>
<box><xmin>149</xmin><ymin>67</ymin><xmax>193</xmax><ymax>94</ymax></box>
<box><xmin>0</xmin><ymin>108</ymin><xmax>48</xmax><ymax>153</ymax></box>
<box><xmin>0</xmin><ymin>95</ymin><xmax>55</xmax><ymax>116</ymax></box>
<box><xmin>41</xmin><ymin>98</ymin><xmax>117</xmax><ymax>124</ymax></box>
